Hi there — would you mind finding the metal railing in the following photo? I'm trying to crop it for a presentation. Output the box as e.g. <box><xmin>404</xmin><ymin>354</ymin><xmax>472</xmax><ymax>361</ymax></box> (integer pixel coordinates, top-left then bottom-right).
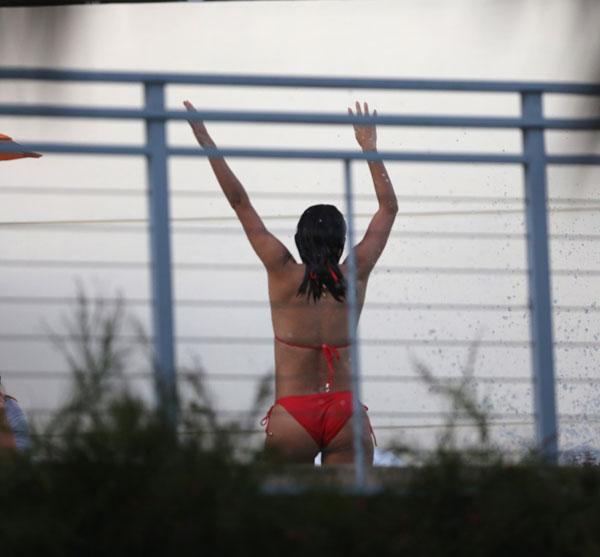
<box><xmin>1</xmin><ymin>68</ymin><xmax>600</xmax><ymax>486</ymax></box>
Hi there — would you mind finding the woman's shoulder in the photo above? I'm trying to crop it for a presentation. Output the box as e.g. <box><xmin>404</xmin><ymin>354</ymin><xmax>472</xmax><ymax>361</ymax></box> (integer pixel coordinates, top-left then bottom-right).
<box><xmin>267</xmin><ymin>261</ymin><xmax>305</xmax><ymax>300</ymax></box>
<box><xmin>268</xmin><ymin>260</ymin><xmax>305</xmax><ymax>280</ymax></box>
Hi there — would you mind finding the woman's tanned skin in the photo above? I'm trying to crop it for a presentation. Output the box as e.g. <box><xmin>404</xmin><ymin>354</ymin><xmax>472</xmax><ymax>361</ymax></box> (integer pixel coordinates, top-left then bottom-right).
<box><xmin>184</xmin><ymin>100</ymin><xmax>397</xmax><ymax>464</ymax></box>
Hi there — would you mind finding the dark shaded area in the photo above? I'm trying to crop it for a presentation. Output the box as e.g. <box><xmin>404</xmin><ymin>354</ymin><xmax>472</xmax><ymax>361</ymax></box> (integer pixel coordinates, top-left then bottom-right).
<box><xmin>2</xmin><ymin>424</ymin><xmax>600</xmax><ymax>556</ymax></box>
<box><xmin>0</xmin><ymin>0</ymin><xmax>255</xmax><ymax>4</ymax></box>
<box><xmin>0</xmin><ymin>1</ymin><xmax>183</xmax><ymax>6</ymax></box>
<box><xmin>0</xmin><ymin>0</ymin><xmax>271</xmax><ymax>6</ymax></box>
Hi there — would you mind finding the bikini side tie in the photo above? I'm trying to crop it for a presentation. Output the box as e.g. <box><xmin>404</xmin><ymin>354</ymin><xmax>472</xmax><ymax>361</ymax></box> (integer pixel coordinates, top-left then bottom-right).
<box><xmin>260</xmin><ymin>405</ymin><xmax>275</xmax><ymax>436</ymax></box>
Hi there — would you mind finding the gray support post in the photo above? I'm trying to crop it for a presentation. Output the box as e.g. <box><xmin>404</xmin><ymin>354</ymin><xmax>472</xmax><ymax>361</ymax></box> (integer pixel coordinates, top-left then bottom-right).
<box><xmin>521</xmin><ymin>92</ymin><xmax>558</xmax><ymax>463</ymax></box>
<box><xmin>343</xmin><ymin>159</ymin><xmax>367</xmax><ymax>489</ymax></box>
<box><xmin>144</xmin><ymin>82</ymin><xmax>178</xmax><ymax>427</ymax></box>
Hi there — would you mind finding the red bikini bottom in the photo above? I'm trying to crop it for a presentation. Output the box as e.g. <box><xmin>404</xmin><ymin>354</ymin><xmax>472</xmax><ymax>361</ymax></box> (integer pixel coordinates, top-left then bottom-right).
<box><xmin>261</xmin><ymin>390</ymin><xmax>376</xmax><ymax>450</ymax></box>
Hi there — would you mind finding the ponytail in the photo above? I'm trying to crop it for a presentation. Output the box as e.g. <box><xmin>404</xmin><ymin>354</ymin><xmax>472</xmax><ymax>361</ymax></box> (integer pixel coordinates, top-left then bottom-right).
<box><xmin>295</xmin><ymin>204</ymin><xmax>347</xmax><ymax>303</ymax></box>
<box><xmin>298</xmin><ymin>260</ymin><xmax>346</xmax><ymax>303</ymax></box>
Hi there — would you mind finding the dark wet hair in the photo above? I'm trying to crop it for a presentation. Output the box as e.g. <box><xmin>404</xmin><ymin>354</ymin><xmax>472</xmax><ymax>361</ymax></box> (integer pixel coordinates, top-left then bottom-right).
<box><xmin>295</xmin><ymin>204</ymin><xmax>347</xmax><ymax>302</ymax></box>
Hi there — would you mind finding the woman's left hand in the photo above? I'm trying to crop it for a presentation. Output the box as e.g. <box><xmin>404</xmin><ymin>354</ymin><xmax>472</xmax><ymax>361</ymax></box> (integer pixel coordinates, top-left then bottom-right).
<box><xmin>348</xmin><ymin>101</ymin><xmax>377</xmax><ymax>152</ymax></box>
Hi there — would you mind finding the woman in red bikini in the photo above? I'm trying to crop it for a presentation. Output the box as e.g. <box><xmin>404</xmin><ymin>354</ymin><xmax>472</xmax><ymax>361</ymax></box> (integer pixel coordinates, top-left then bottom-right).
<box><xmin>185</xmin><ymin>100</ymin><xmax>397</xmax><ymax>465</ymax></box>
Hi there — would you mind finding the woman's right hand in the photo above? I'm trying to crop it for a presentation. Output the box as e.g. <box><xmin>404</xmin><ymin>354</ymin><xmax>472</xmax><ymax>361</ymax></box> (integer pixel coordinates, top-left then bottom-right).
<box><xmin>183</xmin><ymin>100</ymin><xmax>214</xmax><ymax>147</ymax></box>
<box><xmin>348</xmin><ymin>101</ymin><xmax>377</xmax><ymax>152</ymax></box>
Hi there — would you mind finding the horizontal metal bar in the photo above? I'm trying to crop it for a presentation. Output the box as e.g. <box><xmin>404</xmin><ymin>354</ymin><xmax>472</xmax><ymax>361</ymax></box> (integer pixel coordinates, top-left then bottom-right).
<box><xmin>172</xmin><ymin>146</ymin><xmax>528</xmax><ymax>163</ymax></box>
<box><xmin>0</xmin><ymin>141</ymin><xmax>527</xmax><ymax>163</ymax></box>
<box><xmin>546</xmin><ymin>154</ymin><xmax>600</xmax><ymax>166</ymax></box>
<box><xmin>2</xmin><ymin>104</ymin><xmax>600</xmax><ymax>130</ymax></box>
<box><xmin>0</xmin><ymin>143</ymin><xmax>593</xmax><ymax>167</ymax></box>
<box><xmin>0</xmin><ymin>142</ymin><xmax>148</xmax><ymax>156</ymax></box>
<box><xmin>1</xmin><ymin>67</ymin><xmax>599</xmax><ymax>94</ymax></box>
<box><xmin>2</xmin><ymin>141</ymin><xmax>599</xmax><ymax>166</ymax></box>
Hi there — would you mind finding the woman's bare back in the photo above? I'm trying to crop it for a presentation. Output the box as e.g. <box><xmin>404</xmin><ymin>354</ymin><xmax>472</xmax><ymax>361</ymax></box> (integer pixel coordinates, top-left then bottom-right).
<box><xmin>268</xmin><ymin>262</ymin><xmax>367</xmax><ymax>399</ymax></box>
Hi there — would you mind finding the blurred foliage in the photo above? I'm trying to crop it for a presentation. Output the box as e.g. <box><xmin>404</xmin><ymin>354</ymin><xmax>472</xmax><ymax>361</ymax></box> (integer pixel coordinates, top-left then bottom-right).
<box><xmin>0</xmin><ymin>288</ymin><xmax>599</xmax><ymax>556</ymax></box>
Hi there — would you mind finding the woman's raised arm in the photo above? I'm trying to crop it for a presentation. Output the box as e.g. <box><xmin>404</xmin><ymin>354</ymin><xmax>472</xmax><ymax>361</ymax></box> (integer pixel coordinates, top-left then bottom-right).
<box><xmin>346</xmin><ymin>101</ymin><xmax>398</xmax><ymax>278</ymax></box>
<box><xmin>184</xmin><ymin>101</ymin><xmax>294</xmax><ymax>272</ymax></box>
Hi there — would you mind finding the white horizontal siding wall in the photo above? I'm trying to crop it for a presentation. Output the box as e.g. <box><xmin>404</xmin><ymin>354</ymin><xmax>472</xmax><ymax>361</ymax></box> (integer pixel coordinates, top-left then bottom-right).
<box><xmin>0</xmin><ymin>0</ymin><xmax>599</xmax><ymax>453</ymax></box>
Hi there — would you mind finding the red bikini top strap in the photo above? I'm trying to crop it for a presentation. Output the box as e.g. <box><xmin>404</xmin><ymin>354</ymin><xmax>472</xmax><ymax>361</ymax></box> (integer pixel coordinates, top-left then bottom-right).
<box><xmin>275</xmin><ymin>336</ymin><xmax>350</xmax><ymax>391</ymax></box>
<box><xmin>274</xmin><ymin>336</ymin><xmax>350</xmax><ymax>351</ymax></box>
<box><xmin>275</xmin><ymin>336</ymin><xmax>321</xmax><ymax>351</ymax></box>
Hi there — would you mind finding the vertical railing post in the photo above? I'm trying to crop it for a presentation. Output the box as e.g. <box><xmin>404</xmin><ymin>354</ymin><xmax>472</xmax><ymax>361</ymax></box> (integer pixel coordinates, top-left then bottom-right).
<box><xmin>343</xmin><ymin>159</ymin><xmax>367</xmax><ymax>489</ymax></box>
<box><xmin>521</xmin><ymin>92</ymin><xmax>558</xmax><ymax>463</ymax></box>
<box><xmin>144</xmin><ymin>82</ymin><xmax>178</xmax><ymax>427</ymax></box>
